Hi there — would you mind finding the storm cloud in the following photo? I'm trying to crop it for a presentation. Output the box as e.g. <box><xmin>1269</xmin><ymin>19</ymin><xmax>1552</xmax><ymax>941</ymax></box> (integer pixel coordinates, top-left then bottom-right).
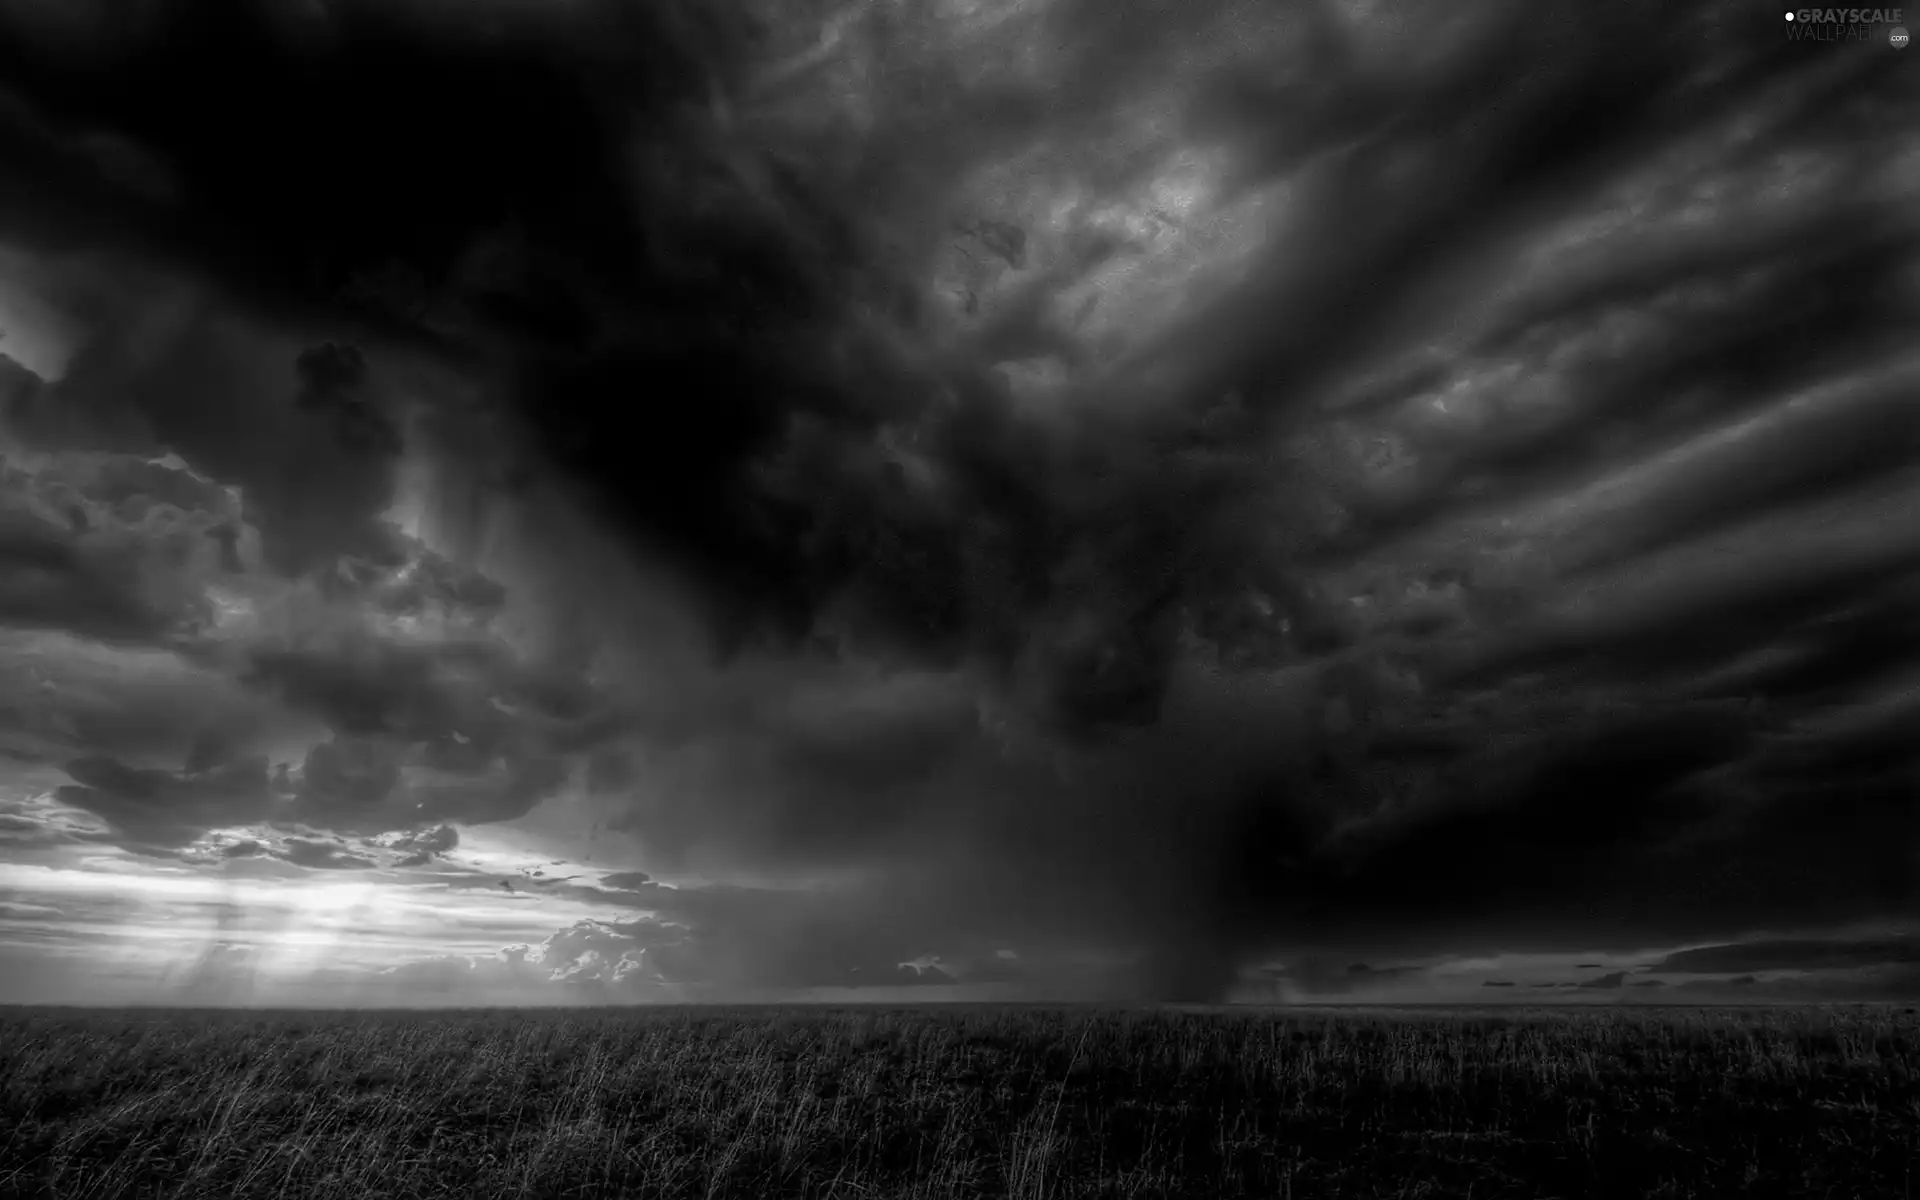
<box><xmin>0</xmin><ymin>0</ymin><xmax>1915</xmax><ymax>1003</ymax></box>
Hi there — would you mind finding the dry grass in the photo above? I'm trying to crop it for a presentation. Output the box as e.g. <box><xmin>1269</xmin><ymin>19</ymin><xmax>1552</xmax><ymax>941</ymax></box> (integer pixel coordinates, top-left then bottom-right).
<box><xmin>3</xmin><ymin>1003</ymin><xmax>1918</xmax><ymax>1198</ymax></box>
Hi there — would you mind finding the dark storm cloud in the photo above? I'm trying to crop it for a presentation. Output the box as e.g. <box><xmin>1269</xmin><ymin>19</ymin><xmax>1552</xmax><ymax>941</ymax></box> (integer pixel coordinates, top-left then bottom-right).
<box><xmin>2</xmin><ymin>281</ymin><xmax>410</xmax><ymax>580</ymax></box>
<box><xmin>289</xmin><ymin>737</ymin><xmax>403</xmax><ymax>826</ymax></box>
<box><xmin>33</xmin><ymin>626</ymin><xmax>588</xmax><ymax>847</ymax></box>
<box><xmin>0</xmin><ymin>352</ymin><xmax>599</xmax><ymax>847</ymax></box>
<box><xmin>277</xmin><ymin>729</ymin><xmax>571</xmax><ymax>834</ymax></box>
<box><xmin>2</xmin><ymin>0</ymin><xmax>1791</xmax><ymax>728</ymax></box>
<box><xmin>239</xmin><ymin>618</ymin><xmax>514</xmax><ymax>742</ymax></box>
<box><xmin>0</xmin><ymin>449</ymin><xmax>233</xmax><ymax>646</ymax></box>
<box><xmin>53</xmin><ymin>752</ymin><xmax>273</xmax><ymax>849</ymax></box>
<box><xmin>0</xmin><ymin>445</ymin><xmax>605</xmax><ymax>850</ymax></box>
<box><xmin>1</xmin><ymin>0</ymin><xmax>1916</xmax><ymax>1001</ymax></box>
<box><xmin>1440</xmin><ymin>477</ymin><xmax>1920</xmax><ymax>699</ymax></box>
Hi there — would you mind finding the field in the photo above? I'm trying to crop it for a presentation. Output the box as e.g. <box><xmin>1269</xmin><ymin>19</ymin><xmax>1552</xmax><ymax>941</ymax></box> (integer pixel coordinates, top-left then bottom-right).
<box><xmin>3</xmin><ymin>1004</ymin><xmax>1919</xmax><ymax>1199</ymax></box>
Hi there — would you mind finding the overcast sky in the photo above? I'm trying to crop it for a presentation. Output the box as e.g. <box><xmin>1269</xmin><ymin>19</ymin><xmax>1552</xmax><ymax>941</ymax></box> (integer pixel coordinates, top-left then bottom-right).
<box><xmin>0</xmin><ymin>0</ymin><xmax>1915</xmax><ymax>1008</ymax></box>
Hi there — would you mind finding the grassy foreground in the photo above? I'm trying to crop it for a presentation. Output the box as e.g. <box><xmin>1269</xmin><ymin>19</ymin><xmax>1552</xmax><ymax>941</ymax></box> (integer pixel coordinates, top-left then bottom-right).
<box><xmin>2</xmin><ymin>1004</ymin><xmax>1918</xmax><ymax>1198</ymax></box>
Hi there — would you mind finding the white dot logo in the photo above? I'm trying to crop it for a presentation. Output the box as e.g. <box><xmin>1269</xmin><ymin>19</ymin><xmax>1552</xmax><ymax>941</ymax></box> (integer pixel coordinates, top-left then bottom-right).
<box><xmin>1892</xmin><ymin>26</ymin><xmax>1910</xmax><ymax>47</ymax></box>
<box><xmin>1784</xmin><ymin>9</ymin><xmax>1795</xmax><ymax>17</ymax></box>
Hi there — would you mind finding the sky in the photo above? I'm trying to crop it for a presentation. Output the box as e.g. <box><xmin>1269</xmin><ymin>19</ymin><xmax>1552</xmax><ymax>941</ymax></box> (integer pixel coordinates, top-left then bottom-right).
<box><xmin>0</xmin><ymin>0</ymin><xmax>1915</xmax><ymax>1008</ymax></box>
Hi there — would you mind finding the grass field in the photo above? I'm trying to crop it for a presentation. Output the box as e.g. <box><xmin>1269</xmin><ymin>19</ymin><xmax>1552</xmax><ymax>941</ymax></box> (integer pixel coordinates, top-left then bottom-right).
<box><xmin>3</xmin><ymin>1004</ymin><xmax>1918</xmax><ymax>1198</ymax></box>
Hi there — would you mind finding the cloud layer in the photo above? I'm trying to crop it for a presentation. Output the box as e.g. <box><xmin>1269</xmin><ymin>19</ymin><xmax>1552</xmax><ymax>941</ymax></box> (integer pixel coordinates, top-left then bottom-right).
<box><xmin>0</xmin><ymin>0</ymin><xmax>1915</xmax><ymax>1003</ymax></box>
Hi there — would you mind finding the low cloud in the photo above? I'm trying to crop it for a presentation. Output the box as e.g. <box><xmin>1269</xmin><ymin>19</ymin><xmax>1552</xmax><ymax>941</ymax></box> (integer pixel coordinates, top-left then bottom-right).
<box><xmin>55</xmin><ymin>753</ymin><xmax>274</xmax><ymax>850</ymax></box>
<box><xmin>1651</xmin><ymin>936</ymin><xmax>1920</xmax><ymax>975</ymax></box>
<box><xmin>389</xmin><ymin>823</ymin><xmax>459</xmax><ymax>868</ymax></box>
<box><xmin>279</xmin><ymin>838</ymin><xmax>378</xmax><ymax>871</ymax></box>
